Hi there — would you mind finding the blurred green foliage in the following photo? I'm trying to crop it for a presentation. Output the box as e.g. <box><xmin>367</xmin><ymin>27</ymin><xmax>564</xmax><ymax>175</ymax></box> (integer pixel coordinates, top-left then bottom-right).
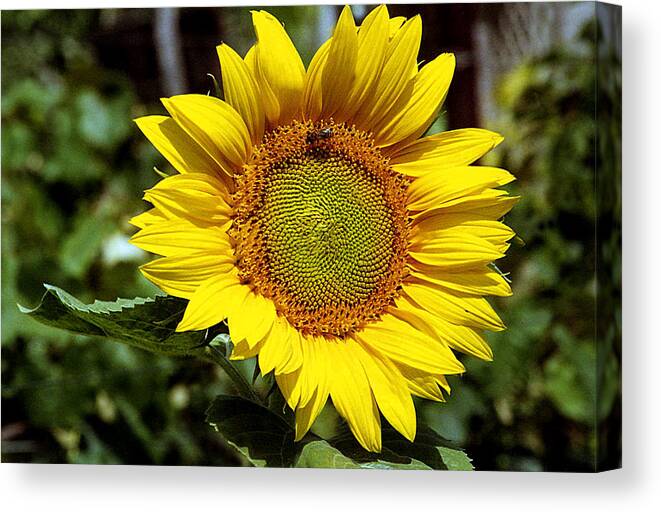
<box><xmin>1</xmin><ymin>9</ymin><xmax>620</xmax><ymax>470</ymax></box>
<box><xmin>419</xmin><ymin>21</ymin><xmax>621</xmax><ymax>471</ymax></box>
<box><xmin>1</xmin><ymin>10</ymin><xmax>245</xmax><ymax>465</ymax></box>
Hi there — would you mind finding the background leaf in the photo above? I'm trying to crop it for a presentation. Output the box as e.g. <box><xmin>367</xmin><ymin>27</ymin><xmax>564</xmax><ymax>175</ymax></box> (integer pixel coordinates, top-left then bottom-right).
<box><xmin>19</xmin><ymin>284</ymin><xmax>212</xmax><ymax>356</ymax></box>
<box><xmin>295</xmin><ymin>441</ymin><xmax>361</xmax><ymax>469</ymax></box>
<box><xmin>328</xmin><ymin>424</ymin><xmax>473</xmax><ymax>471</ymax></box>
<box><xmin>58</xmin><ymin>214</ymin><xmax>117</xmax><ymax>279</ymax></box>
<box><xmin>206</xmin><ymin>394</ymin><xmax>472</xmax><ymax>470</ymax></box>
<box><xmin>2</xmin><ymin>5</ymin><xmax>620</xmax><ymax>470</ymax></box>
<box><xmin>206</xmin><ymin>395</ymin><xmax>296</xmax><ymax>468</ymax></box>
<box><xmin>295</xmin><ymin>439</ymin><xmax>433</xmax><ymax>470</ymax></box>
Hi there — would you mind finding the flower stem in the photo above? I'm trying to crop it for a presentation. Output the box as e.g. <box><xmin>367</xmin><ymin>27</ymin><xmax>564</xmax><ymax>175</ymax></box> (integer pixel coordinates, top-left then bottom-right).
<box><xmin>206</xmin><ymin>345</ymin><xmax>262</xmax><ymax>404</ymax></box>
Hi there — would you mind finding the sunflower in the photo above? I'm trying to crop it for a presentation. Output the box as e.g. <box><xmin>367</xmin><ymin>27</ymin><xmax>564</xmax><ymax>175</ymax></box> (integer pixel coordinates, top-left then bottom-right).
<box><xmin>130</xmin><ymin>5</ymin><xmax>517</xmax><ymax>452</ymax></box>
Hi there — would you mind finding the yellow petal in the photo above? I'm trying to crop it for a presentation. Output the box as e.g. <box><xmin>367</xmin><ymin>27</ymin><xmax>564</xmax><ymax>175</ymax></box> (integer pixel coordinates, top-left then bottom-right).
<box><xmin>355</xmin><ymin>342</ymin><xmax>416</xmax><ymax>442</ymax></box>
<box><xmin>409</xmin><ymin>233</ymin><xmax>506</xmax><ymax>269</ymax></box>
<box><xmin>375</xmin><ymin>53</ymin><xmax>455</xmax><ymax>147</ymax></box>
<box><xmin>394</xmin><ymin>298</ymin><xmax>493</xmax><ymax>361</ymax></box>
<box><xmin>430</xmin><ymin>317</ymin><xmax>493</xmax><ymax>361</ymax></box>
<box><xmin>388</xmin><ymin>16</ymin><xmax>407</xmax><ymax>36</ymax></box>
<box><xmin>242</xmin><ymin>295</ymin><xmax>277</xmax><ymax>348</ymax></box>
<box><xmin>319</xmin><ymin>6</ymin><xmax>358</xmax><ymax>119</ymax></box>
<box><xmin>297</xmin><ymin>335</ymin><xmax>327</xmax><ymax>408</ymax></box>
<box><xmin>140</xmin><ymin>253</ymin><xmax>234</xmax><ymax>298</ymax></box>
<box><xmin>413</xmin><ymin>211</ymin><xmax>511</xmax><ymax>231</ymax></box>
<box><xmin>437</xmin><ymin>375</ymin><xmax>451</xmax><ymax>393</ymax></box>
<box><xmin>339</xmin><ymin>4</ymin><xmax>390</xmax><ymax>124</ymax></box>
<box><xmin>356</xmin><ymin>314</ymin><xmax>465</xmax><ymax>375</ymax></box>
<box><xmin>229</xmin><ymin>338</ymin><xmax>264</xmax><ymax>361</ymax></box>
<box><xmin>143</xmin><ymin>173</ymin><xmax>232</xmax><ymax>225</ymax></box>
<box><xmin>410</xmin><ymin>267</ymin><xmax>512</xmax><ymax>297</ymax></box>
<box><xmin>226</xmin><ymin>288</ymin><xmax>254</xmax><ymax>343</ymax></box>
<box><xmin>176</xmin><ymin>274</ymin><xmax>246</xmax><ymax>332</ymax></box>
<box><xmin>258</xmin><ymin>317</ymin><xmax>294</xmax><ymax>375</ymax></box>
<box><xmin>279</xmin><ymin>324</ymin><xmax>304</xmax><ymax>375</ymax></box>
<box><xmin>256</xmin><ymin>317</ymin><xmax>303</xmax><ymax>375</ymax></box>
<box><xmin>395</xmin><ymin>364</ymin><xmax>447</xmax><ymax>401</ymax></box>
<box><xmin>416</xmin><ymin>189</ymin><xmax>520</xmax><ymax>220</ymax></box>
<box><xmin>244</xmin><ymin>44</ymin><xmax>257</xmax><ymax>73</ymax></box>
<box><xmin>129</xmin><ymin>208</ymin><xmax>168</xmax><ymax>229</ymax></box>
<box><xmin>134</xmin><ymin>116</ymin><xmax>219</xmax><ymax>175</ymax></box>
<box><xmin>276</xmin><ymin>369</ymin><xmax>301</xmax><ymax>409</ymax></box>
<box><xmin>130</xmin><ymin>219</ymin><xmax>230</xmax><ymax>257</ymax></box>
<box><xmin>327</xmin><ymin>339</ymin><xmax>382</xmax><ymax>452</ymax></box>
<box><xmin>403</xmin><ymin>281</ymin><xmax>505</xmax><ymax>331</ymax></box>
<box><xmin>294</xmin><ymin>387</ymin><xmax>329</xmax><ymax>442</ymax></box>
<box><xmin>276</xmin><ymin>333</ymin><xmax>325</xmax><ymax>409</ymax></box>
<box><xmin>407</xmin><ymin>166</ymin><xmax>515</xmax><ymax>212</ymax></box>
<box><xmin>162</xmin><ymin>94</ymin><xmax>251</xmax><ymax>176</ymax></box>
<box><xmin>390</xmin><ymin>129</ymin><xmax>504</xmax><ymax>175</ymax></box>
<box><xmin>357</xmin><ymin>15</ymin><xmax>422</xmax><ymax>132</ymax></box>
<box><xmin>227</xmin><ymin>292</ymin><xmax>276</xmax><ymax>348</ymax></box>
<box><xmin>302</xmin><ymin>39</ymin><xmax>331</xmax><ymax>121</ymax></box>
<box><xmin>217</xmin><ymin>44</ymin><xmax>265</xmax><ymax>144</ymax></box>
<box><xmin>412</xmin><ymin>218</ymin><xmax>515</xmax><ymax>253</ymax></box>
<box><xmin>251</xmin><ymin>10</ymin><xmax>305</xmax><ymax>125</ymax></box>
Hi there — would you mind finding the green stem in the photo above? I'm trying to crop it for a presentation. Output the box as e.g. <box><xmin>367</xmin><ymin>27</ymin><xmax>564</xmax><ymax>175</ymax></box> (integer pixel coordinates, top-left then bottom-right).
<box><xmin>206</xmin><ymin>345</ymin><xmax>262</xmax><ymax>404</ymax></box>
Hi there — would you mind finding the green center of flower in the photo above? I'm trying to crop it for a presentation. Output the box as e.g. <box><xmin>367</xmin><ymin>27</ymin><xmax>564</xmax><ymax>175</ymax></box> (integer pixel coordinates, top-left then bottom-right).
<box><xmin>261</xmin><ymin>150</ymin><xmax>396</xmax><ymax>307</ymax></box>
<box><xmin>231</xmin><ymin>121</ymin><xmax>410</xmax><ymax>337</ymax></box>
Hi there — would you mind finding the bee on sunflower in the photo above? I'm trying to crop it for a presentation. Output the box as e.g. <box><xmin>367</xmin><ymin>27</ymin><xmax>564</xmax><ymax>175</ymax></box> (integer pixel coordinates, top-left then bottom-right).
<box><xmin>130</xmin><ymin>5</ymin><xmax>517</xmax><ymax>452</ymax></box>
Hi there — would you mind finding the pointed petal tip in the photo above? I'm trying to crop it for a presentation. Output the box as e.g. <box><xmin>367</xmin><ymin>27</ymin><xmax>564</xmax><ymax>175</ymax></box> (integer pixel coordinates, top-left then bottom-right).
<box><xmin>294</xmin><ymin>427</ymin><xmax>306</xmax><ymax>442</ymax></box>
<box><xmin>438</xmin><ymin>52</ymin><xmax>457</xmax><ymax>69</ymax></box>
<box><xmin>409</xmin><ymin>14</ymin><xmax>423</xmax><ymax>28</ymax></box>
<box><xmin>159</xmin><ymin>97</ymin><xmax>173</xmax><ymax>112</ymax></box>
<box><xmin>402</xmin><ymin>425</ymin><xmax>417</xmax><ymax>443</ymax></box>
<box><xmin>174</xmin><ymin>321</ymin><xmax>190</xmax><ymax>333</ymax></box>
<box><xmin>375</xmin><ymin>4</ymin><xmax>389</xmax><ymax>15</ymax></box>
<box><xmin>366</xmin><ymin>437</ymin><xmax>382</xmax><ymax>453</ymax></box>
<box><xmin>251</xmin><ymin>9</ymin><xmax>278</xmax><ymax>25</ymax></box>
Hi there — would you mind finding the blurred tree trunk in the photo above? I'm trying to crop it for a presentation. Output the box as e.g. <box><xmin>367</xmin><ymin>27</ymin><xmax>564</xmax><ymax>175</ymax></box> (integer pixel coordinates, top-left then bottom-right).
<box><xmin>389</xmin><ymin>3</ymin><xmax>479</xmax><ymax>130</ymax></box>
<box><xmin>154</xmin><ymin>8</ymin><xmax>188</xmax><ymax>96</ymax></box>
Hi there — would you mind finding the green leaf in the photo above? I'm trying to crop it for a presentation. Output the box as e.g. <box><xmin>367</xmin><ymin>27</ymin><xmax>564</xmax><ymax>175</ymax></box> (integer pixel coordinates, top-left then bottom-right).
<box><xmin>206</xmin><ymin>394</ymin><xmax>473</xmax><ymax>470</ymax></box>
<box><xmin>437</xmin><ymin>446</ymin><xmax>474</xmax><ymax>471</ymax></box>
<box><xmin>206</xmin><ymin>395</ymin><xmax>296</xmax><ymax>468</ymax></box>
<box><xmin>295</xmin><ymin>441</ymin><xmax>361</xmax><ymax>469</ymax></box>
<box><xmin>19</xmin><ymin>284</ymin><xmax>211</xmax><ymax>357</ymax></box>
<box><xmin>58</xmin><ymin>214</ymin><xmax>116</xmax><ymax>278</ymax></box>
<box><xmin>328</xmin><ymin>424</ymin><xmax>473</xmax><ymax>471</ymax></box>
<box><xmin>295</xmin><ymin>440</ymin><xmax>432</xmax><ymax>470</ymax></box>
<box><xmin>75</xmin><ymin>88</ymin><xmax>131</xmax><ymax>150</ymax></box>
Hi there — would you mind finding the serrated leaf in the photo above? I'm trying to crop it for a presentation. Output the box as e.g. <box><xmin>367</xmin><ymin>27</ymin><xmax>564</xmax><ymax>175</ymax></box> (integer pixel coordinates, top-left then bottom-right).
<box><xmin>295</xmin><ymin>440</ymin><xmax>432</xmax><ymax>470</ymax></box>
<box><xmin>206</xmin><ymin>395</ymin><xmax>296</xmax><ymax>468</ymax></box>
<box><xmin>438</xmin><ymin>445</ymin><xmax>474</xmax><ymax>471</ymax></box>
<box><xmin>19</xmin><ymin>284</ymin><xmax>212</xmax><ymax>356</ymax></box>
<box><xmin>329</xmin><ymin>424</ymin><xmax>473</xmax><ymax>471</ymax></box>
<box><xmin>205</xmin><ymin>393</ymin><xmax>473</xmax><ymax>470</ymax></box>
<box><xmin>295</xmin><ymin>441</ymin><xmax>361</xmax><ymax>469</ymax></box>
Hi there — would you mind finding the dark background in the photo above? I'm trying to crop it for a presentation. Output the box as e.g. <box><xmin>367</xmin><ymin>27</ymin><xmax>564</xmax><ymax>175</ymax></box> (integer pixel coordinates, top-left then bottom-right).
<box><xmin>1</xmin><ymin>3</ymin><xmax>621</xmax><ymax>471</ymax></box>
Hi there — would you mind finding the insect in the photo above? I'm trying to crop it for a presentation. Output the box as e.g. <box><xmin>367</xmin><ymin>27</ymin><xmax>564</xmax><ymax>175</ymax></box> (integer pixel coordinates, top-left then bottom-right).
<box><xmin>306</xmin><ymin>127</ymin><xmax>334</xmax><ymax>145</ymax></box>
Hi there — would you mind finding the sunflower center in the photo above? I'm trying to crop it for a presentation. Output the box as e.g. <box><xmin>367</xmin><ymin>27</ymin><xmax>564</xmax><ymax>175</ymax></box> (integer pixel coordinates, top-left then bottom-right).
<box><xmin>231</xmin><ymin>120</ymin><xmax>409</xmax><ymax>337</ymax></box>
